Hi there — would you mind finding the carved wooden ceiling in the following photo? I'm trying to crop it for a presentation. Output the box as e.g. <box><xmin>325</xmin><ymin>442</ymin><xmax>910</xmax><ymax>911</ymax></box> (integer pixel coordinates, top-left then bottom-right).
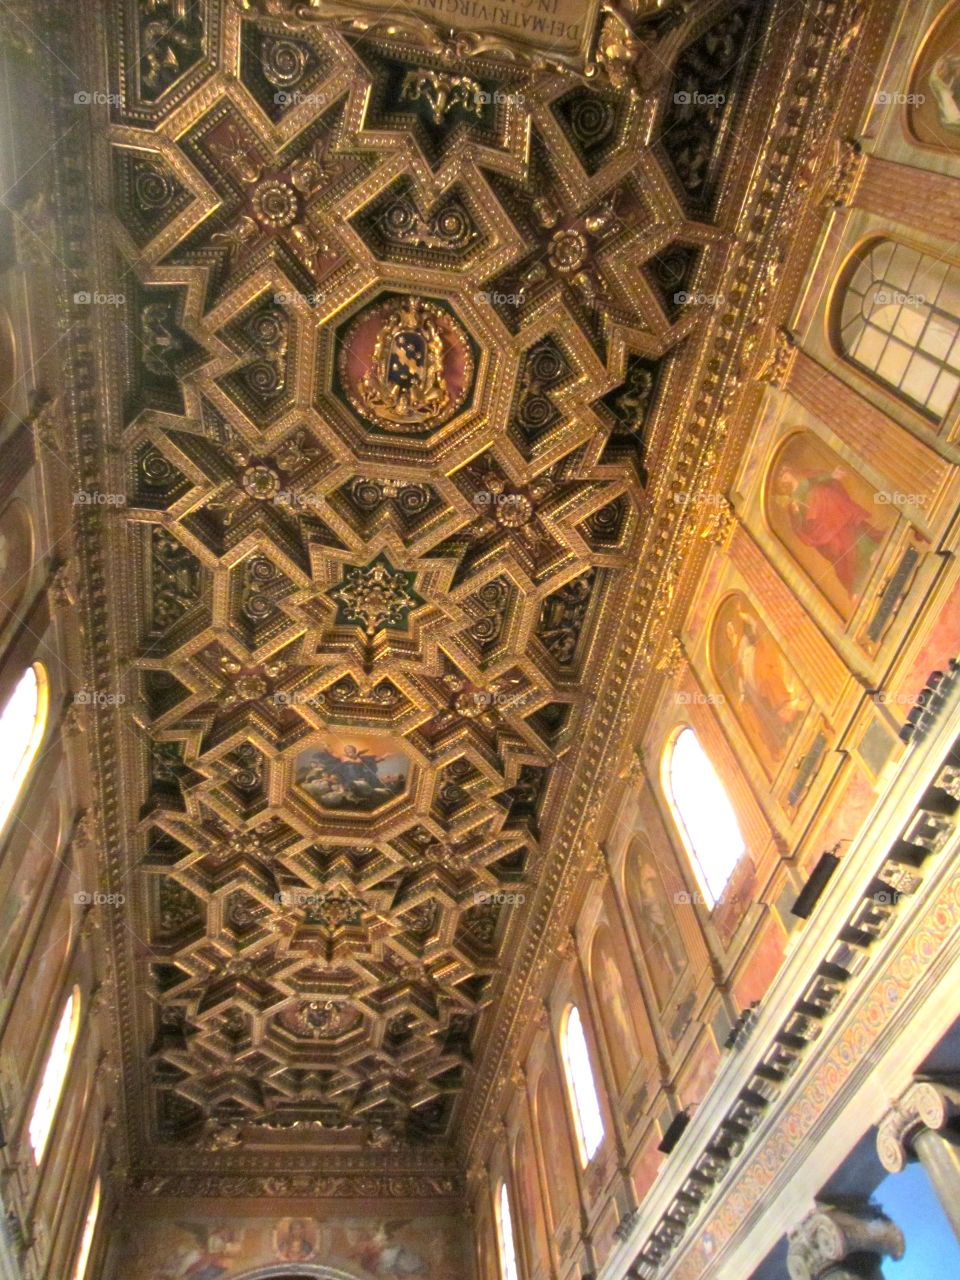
<box><xmin>53</xmin><ymin>0</ymin><xmax>792</xmax><ymax>1183</ymax></box>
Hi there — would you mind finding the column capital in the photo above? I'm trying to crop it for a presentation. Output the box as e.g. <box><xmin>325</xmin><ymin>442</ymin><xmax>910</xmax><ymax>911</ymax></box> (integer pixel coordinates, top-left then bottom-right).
<box><xmin>786</xmin><ymin>1204</ymin><xmax>904</xmax><ymax>1280</ymax></box>
<box><xmin>877</xmin><ymin>1079</ymin><xmax>960</xmax><ymax>1173</ymax></box>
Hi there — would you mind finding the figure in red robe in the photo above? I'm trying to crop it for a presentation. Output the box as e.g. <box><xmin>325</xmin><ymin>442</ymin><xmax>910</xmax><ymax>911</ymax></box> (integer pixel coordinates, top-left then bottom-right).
<box><xmin>775</xmin><ymin>464</ymin><xmax>886</xmax><ymax>603</ymax></box>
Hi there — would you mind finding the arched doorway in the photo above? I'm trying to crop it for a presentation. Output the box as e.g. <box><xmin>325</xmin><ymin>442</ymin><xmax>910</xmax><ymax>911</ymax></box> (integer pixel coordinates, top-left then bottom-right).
<box><xmin>228</xmin><ymin>1267</ymin><xmax>365</xmax><ymax>1280</ymax></box>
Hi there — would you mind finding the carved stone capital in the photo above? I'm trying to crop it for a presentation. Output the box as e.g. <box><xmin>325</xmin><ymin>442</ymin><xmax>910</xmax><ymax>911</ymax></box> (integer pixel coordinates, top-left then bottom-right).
<box><xmin>877</xmin><ymin>1079</ymin><xmax>960</xmax><ymax>1173</ymax></box>
<box><xmin>49</xmin><ymin>561</ymin><xmax>77</xmax><ymax>608</ymax></box>
<box><xmin>787</xmin><ymin>1205</ymin><xmax>904</xmax><ymax>1280</ymax></box>
<box><xmin>556</xmin><ymin>930</ymin><xmax>577</xmax><ymax>960</ymax></box>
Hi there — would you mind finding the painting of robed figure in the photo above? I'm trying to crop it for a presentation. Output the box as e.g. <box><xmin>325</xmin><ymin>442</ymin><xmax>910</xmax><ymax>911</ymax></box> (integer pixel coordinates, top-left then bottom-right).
<box><xmin>907</xmin><ymin>2</ymin><xmax>960</xmax><ymax>153</ymax></box>
<box><xmin>766</xmin><ymin>431</ymin><xmax>895</xmax><ymax>620</ymax></box>
<box><xmin>711</xmin><ymin>591</ymin><xmax>813</xmax><ymax>776</ymax></box>
<box><xmin>625</xmin><ymin>834</ymin><xmax>686</xmax><ymax>1009</ymax></box>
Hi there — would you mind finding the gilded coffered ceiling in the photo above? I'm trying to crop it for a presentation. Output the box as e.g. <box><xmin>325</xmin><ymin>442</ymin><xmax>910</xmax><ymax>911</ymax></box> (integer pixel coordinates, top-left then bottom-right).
<box><xmin>35</xmin><ymin>0</ymin><xmax>858</xmax><ymax>1190</ymax></box>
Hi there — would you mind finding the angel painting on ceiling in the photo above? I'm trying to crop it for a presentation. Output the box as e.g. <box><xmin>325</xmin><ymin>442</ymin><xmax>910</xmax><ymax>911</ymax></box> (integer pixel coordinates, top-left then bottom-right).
<box><xmin>296</xmin><ymin>737</ymin><xmax>408</xmax><ymax>811</ymax></box>
<box><xmin>156</xmin><ymin>1223</ymin><xmax>242</xmax><ymax>1280</ymax></box>
<box><xmin>349</xmin><ymin>1220</ymin><xmax>428</xmax><ymax>1277</ymax></box>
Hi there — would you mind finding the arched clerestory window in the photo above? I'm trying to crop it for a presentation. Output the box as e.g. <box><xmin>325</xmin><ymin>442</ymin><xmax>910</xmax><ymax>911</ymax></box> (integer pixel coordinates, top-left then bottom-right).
<box><xmin>71</xmin><ymin>1178</ymin><xmax>101</xmax><ymax>1280</ymax></box>
<box><xmin>665</xmin><ymin>727</ymin><xmax>746</xmax><ymax>909</ymax></box>
<box><xmin>0</xmin><ymin>662</ymin><xmax>49</xmax><ymax>837</ymax></box>
<box><xmin>496</xmin><ymin>1180</ymin><xmax>521</xmax><ymax>1280</ymax></box>
<box><xmin>836</xmin><ymin>239</ymin><xmax>960</xmax><ymax>420</ymax></box>
<box><xmin>28</xmin><ymin>985</ymin><xmax>81</xmax><ymax>1164</ymax></box>
<box><xmin>559</xmin><ymin>1004</ymin><xmax>605</xmax><ymax>1166</ymax></box>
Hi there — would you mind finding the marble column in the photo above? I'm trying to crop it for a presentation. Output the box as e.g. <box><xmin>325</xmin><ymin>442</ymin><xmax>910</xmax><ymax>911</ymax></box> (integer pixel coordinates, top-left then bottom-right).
<box><xmin>877</xmin><ymin>1079</ymin><xmax>960</xmax><ymax>1240</ymax></box>
<box><xmin>786</xmin><ymin>1203</ymin><xmax>904</xmax><ymax>1280</ymax></box>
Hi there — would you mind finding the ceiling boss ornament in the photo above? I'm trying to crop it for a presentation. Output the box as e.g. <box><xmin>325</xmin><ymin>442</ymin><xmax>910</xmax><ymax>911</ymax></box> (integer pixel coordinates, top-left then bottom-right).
<box><xmin>339</xmin><ymin>297</ymin><xmax>474</xmax><ymax>432</ymax></box>
<box><xmin>327</xmin><ymin>553</ymin><xmax>424</xmax><ymax>636</ymax></box>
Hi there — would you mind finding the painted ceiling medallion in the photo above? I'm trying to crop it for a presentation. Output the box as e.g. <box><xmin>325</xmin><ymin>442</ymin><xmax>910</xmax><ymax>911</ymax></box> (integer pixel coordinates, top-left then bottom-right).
<box><xmin>295</xmin><ymin>737</ymin><xmax>409</xmax><ymax>813</ymax></box>
<box><xmin>340</xmin><ymin>297</ymin><xmax>474</xmax><ymax>431</ymax></box>
<box><xmin>279</xmin><ymin>999</ymin><xmax>361</xmax><ymax>1039</ymax></box>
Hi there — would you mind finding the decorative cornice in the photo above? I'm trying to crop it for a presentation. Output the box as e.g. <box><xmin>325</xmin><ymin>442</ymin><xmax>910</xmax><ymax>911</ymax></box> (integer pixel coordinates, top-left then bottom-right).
<box><xmin>129</xmin><ymin>1171</ymin><xmax>461</xmax><ymax>1198</ymax></box>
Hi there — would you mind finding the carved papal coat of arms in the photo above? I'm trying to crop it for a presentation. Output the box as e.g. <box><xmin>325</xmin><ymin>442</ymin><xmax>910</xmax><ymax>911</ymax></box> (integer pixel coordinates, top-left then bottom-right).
<box><xmin>340</xmin><ymin>296</ymin><xmax>474</xmax><ymax>431</ymax></box>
